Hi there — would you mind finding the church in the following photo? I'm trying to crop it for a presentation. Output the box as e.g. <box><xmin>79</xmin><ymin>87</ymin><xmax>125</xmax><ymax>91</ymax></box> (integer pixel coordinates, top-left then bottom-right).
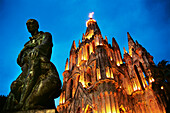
<box><xmin>57</xmin><ymin>12</ymin><xmax>166</xmax><ymax>113</ymax></box>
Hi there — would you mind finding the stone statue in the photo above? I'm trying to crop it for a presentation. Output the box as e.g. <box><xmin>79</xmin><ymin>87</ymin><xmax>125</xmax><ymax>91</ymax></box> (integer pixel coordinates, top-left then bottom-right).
<box><xmin>3</xmin><ymin>19</ymin><xmax>61</xmax><ymax>111</ymax></box>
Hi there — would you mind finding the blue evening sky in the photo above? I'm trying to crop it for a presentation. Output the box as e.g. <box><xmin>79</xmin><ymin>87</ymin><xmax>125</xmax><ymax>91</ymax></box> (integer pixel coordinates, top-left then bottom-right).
<box><xmin>0</xmin><ymin>0</ymin><xmax>170</xmax><ymax>107</ymax></box>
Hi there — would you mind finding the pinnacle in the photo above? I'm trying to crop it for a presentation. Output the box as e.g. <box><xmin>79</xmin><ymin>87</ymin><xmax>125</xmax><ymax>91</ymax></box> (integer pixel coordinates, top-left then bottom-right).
<box><xmin>127</xmin><ymin>32</ymin><xmax>135</xmax><ymax>44</ymax></box>
<box><xmin>65</xmin><ymin>58</ymin><xmax>69</xmax><ymax>71</ymax></box>
<box><xmin>123</xmin><ymin>47</ymin><xmax>127</xmax><ymax>54</ymax></box>
<box><xmin>71</xmin><ymin>40</ymin><xmax>76</xmax><ymax>50</ymax></box>
<box><xmin>112</xmin><ymin>37</ymin><xmax>118</xmax><ymax>48</ymax></box>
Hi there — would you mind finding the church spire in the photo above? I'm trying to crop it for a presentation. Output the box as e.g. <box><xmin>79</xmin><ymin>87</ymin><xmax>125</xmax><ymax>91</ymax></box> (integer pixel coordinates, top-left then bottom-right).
<box><xmin>85</xmin><ymin>12</ymin><xmax>101</xmax><ymax>40</ymax></box>
<box><xmin>127</xmin><ymin>32</ymin><xmax>135</xmax><ymax>56</ymax></box>
<box><xmin>127</xmin><ymin>32</ymin><xmax>135</xmax><ymax>45</ymax></box>
<box><xmin>71</xmin><ymin>40</ymin><xmax>76</xmax><ymax>52</ymax></box>
<box><xmin>112</xmin><ymin>37</ymin><xmax>119</xmax><ymax>48</ymax></box>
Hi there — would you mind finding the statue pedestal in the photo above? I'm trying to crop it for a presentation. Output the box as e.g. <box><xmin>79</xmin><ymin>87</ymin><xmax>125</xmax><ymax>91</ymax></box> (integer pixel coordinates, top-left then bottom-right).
<box><xmin>6</xmin><ymin>109</ymin><xmax>56</xmax><ymax>113</ymax></box>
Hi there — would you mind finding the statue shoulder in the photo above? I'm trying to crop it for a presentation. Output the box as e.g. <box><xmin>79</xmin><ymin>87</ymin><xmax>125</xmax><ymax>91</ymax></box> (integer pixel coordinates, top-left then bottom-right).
<box><xmin>43</xmin><ymin>32</ymin><xmax>52</xmax><ymax>38</ymax></box>
<box><xmin>24</xmin><ymin>40</ymin><xmax>31</xmax><ymax>47</ymax></box>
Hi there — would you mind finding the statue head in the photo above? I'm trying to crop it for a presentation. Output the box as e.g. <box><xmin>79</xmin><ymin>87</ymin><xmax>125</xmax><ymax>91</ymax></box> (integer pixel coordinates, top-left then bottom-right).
<box><xmin>26</xmin><ymin>19</ymin><xmax>39</xmax><ymax>35</ymax></box>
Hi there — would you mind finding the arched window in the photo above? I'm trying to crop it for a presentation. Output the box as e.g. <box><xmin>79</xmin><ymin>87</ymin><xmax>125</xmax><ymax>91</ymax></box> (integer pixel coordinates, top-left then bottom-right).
<box><xmin>87</xmin><ymin>67</ymin><xmax>92</xmax><ymax>85</ymax></box>
<box><xmin>87</xmin><ymin>44</ymin><xmax>89</xmax><ymax>59</ymax></box>
<box><xmin>92</xmin><ymin>41</ymin><xmax>95</xmax><ymax>53</ymax></box>
<box><xmin>139</xmin><ymin>62</ymin><xmax>149</xmax><ymax>85</ymax></box>
<box><xmin>70</xmin><ymin>79</ymin><xmax>73</xmax><ymax>98</ymax></box>
<box><xmin>134</xmin><ymin>65</ymin><xmax>144</xmax><ymax>90</ymax></box>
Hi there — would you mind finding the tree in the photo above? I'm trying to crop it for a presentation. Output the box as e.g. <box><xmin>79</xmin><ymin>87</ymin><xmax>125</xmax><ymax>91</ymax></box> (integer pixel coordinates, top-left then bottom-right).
<box><xmin>151</xmin><ymin>60</ymin><xmax>170</xmax><ymax>112</ymax></box>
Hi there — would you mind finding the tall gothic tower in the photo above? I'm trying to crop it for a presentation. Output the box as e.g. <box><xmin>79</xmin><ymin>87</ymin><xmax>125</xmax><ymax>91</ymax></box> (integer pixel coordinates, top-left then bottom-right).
<box><xmin>57</xmin><ymin>13</ymin><xmax>166</xmax><ymax>113</ymax></box>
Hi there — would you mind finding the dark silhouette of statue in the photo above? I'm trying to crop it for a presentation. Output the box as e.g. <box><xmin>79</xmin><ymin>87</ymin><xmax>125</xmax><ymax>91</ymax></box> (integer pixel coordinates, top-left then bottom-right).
<box><xmin>3</xmin><ymin>19</ymin><xmax>61</xmax><ymax>111</ymax></box>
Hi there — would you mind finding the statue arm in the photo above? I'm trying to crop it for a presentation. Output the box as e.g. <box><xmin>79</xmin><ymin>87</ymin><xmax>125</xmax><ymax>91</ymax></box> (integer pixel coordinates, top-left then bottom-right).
<box><xmin>17</xmin><ymin>41</ymin><xmax>35</xmax><ymax>67</ymax></box>
<box><xmin>20</xmin><ymin>33</ymin><xmax>52</xmax><ymax>61</ymax></box>
<box><xmin>17</xmin><ymin>46</ymin><xmax>28</xmax><ymax>67</ymax></box>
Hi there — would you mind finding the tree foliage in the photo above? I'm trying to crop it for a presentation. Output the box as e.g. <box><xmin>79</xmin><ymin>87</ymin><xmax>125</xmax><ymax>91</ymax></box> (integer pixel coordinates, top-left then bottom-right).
<box><xmin>151</xmin><ymin>60</ymin><xmax>170</xmax><ymax>112</ymax></box>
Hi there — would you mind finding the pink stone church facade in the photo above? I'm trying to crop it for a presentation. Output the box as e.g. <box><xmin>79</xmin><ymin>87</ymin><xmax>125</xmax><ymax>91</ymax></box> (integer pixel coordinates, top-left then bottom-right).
<box><xmin>57</xmin><ymin>13</ymin><xmax>166</xmax><ymax>113</ymax></box>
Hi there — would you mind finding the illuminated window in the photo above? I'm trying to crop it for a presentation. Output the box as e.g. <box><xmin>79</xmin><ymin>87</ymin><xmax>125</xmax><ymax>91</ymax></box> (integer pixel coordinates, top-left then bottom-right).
<box><xmin>92</xmin><ymin>41</ymin><xmax>95</xmax><ymax>53</ymax></box>
<box><xmin>87</xmin><ymin>44</ymin><xmax>89</xmax><ymax>60</ymax></box>
<box><xmin>139</xmin><ymin>62</ymin><xmax>149</xmax><ymax>85</ymax></box>
<box><xmin>87</xmin><ymin>67</ymin><xmax>92</xmax><ymax>84</ymax></box>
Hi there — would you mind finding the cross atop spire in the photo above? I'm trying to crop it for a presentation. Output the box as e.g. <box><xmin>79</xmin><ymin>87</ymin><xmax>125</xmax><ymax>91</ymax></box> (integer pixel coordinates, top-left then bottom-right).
<box><xmin>89</xmin><ymin>12</ymin><xmax>94</xmax><ymax>19</ymax></box>
<box><xmin>86</xmin><ymin>12</ymin><xmax>96</xmax><ymax>27</ymax></box>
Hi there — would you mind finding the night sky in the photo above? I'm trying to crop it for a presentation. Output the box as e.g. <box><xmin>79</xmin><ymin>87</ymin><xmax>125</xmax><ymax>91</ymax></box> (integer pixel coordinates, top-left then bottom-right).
<box><xmin>0</xmin><ymin>0</ymin><xmax>170</xmax><ymax>107</ymax></box>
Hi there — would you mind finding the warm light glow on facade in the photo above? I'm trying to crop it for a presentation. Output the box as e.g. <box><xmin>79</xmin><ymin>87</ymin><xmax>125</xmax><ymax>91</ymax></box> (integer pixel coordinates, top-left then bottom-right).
<box><xmin>129</xmin><ymin>47</ymin><xmax>133</xmax><ymax>57</ymax></box>
<box><xmin>117</xmin><ymin>62</ymin><xmax>120</xmax><ymax>66</ymax></box>
<box><xmin>65</xmin><ymin>59</ymin><xmax>69</xmax><ymax>71</ymax></box>
<box><xmin>149</xmin><ymin>77</ymin><xmax>155</xmax><ymax>83</ymax></box>
<box><xmin>133</xmin><ymin>85</ymin><xmax>138</xmax><ymax>91</ymax></box>
<box><xmin>110</xmin><ymin>57</ymin><xmax>113</xmax><ymax>61</ymax></box>
<box><xmin>110</xmin><ymin>69</ymin><xmax>114</xmax><ymax>78</ymax></box>
<box><xmin>86</xmin><ymin>19</ymin><xmax>96</xmax><ymax>27</ymax></box>
<box><xmin>99</xmin><ymin>36</ymin><xmax>103</xmax><ymax>45</ymax></box>
<box><xmin>81</xmin><ymin>53</ymin><xmax>84</xmax><ymax>60</ymax></box>
<box><xmin>137</xmin><ymin>87</ymin><xmax>140</xmax><ymax>90</ymax></box>
<box><xmin>120</xmin><ymin>105</ymin><xmax>126</xmax><ymax>112</ymax></box>
<box><xmin>79</xmin><ymin>79</ymin><xmax>86</xmax><ymax>87</ymax></box>
<box><xmin>106</xmin><ymin>67</ymin><xmax>110</xmax><ymax>78</ymax></box>
<box><xmin>161</xmin><ymin>86</ymin><xmax>164</xmax><ymax>90</ymax></box>
<box><xmin>119</xmin><ymin>60</ymin><xmax>123</xmax><ymax>65</ymax></box>
<box><xmin>105</xmin><ymin>92</ymin><xmax>111</xmax><ymax>113</ymax></box>
<box><xmin>97</xmin><ymin>68</ymin><xmax>101</xmax><ymax>80</ymax></box>
<box><xmin>89</xmin><ymin>43</ymin><xmax>93</xmax><ymax>54</ymax></box>
<box><xmin>62</xmin><ymin>93</ymin><xmax>65</xmax><ymax>103</ymax></box>
<box><xmin>152</xmin><ymin>78</ymin><xmax>155</xmax><ymax>82</ymax></box>
<box><xmin>95</xmin><ymin>36</ymin><xmax>99</xmax><ymax>46</ymax></box>
<box><xmin>59</xmin><ymin>93</ymin><xmax>63</xmax><ymax>104</ymax></box>
<box><xmin>149</xmin><ymin>78</ymin><xmax>152</xmax><ymax>83</ymax></box>
<box><xmin>81</xmin><ymin>81</ymin><xmax>86</xmax><ymax>87</ymax></box>
<box><xmin>59</xmin><ymin>92</ymin><xmax>65</xmax><ymax>104</ymax></box>
<box><xmin>86</xmin><ymin>30</ymin><xmax>94</xmax><ymax>39</ymax></box>
<box><xmin>143</xmin><ymin>83</ymin><xmax>146</xmax><ymax>88</ymax></box>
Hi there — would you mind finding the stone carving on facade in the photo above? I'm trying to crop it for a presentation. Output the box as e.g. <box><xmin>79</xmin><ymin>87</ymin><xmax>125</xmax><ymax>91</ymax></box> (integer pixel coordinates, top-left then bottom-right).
<box><xmin>3</xmin><ymin>19</ymin><xmax>61</xmax><ymax>111</ymax></box>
